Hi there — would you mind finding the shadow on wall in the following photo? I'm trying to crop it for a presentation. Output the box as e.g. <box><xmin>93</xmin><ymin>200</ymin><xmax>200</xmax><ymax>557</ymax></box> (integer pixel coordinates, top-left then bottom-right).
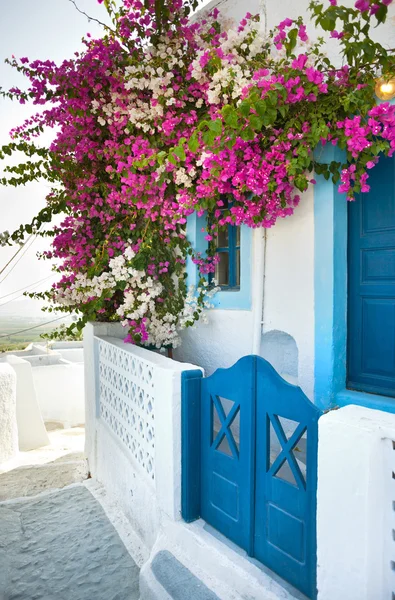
<box><xmin>260</xmin><ymin>330</ymin><xmax>298</xmax><ymax>384</ymax></box>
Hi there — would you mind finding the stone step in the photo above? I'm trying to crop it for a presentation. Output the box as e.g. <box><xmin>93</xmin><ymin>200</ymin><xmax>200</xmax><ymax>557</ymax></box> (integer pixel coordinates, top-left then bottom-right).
<box><xmin>0</xmin><ymin>457</ymin><xmax>88</xmax><ymax>501</ymax></box>
<box><xmin>140</xmin><ymin>550</ymin><xmax>220</xmax><ymax>600</ymax></box>
<box><xmin>139</xmin><ymin>520</ymin><xmax>307</xmax><ymax>600</ymax></box>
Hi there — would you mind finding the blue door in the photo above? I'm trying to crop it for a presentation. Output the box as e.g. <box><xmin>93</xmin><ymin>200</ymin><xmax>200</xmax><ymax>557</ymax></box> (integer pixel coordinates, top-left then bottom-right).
<box><xmin>200</xmin><ymin>357</ymin><xmax>255</xmax><ymax>552</ymax></box>
<box><xmin>183</xmin><ymin>356</ymin><xmax>321</xmax><ymax>599</ymax></box>
<box><xmin>348</xmin><ymin>155</ymin><xmax>395</xmax><ymax>397</ymax></box>
<box><xmin>254</xmin><ymin>359</ymin><xmax>319</xmax><ymax>599</ymax></box>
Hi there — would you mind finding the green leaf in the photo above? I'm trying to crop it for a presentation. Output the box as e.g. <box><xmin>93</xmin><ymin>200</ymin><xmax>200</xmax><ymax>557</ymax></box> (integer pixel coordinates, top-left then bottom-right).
<box><xmin>188</xmin><ymin>133</ymin><xmax>199</xmax><ymax>153</ymax></box>
<box><xmin>254</xmin><ymin>100</ymin><xmax>267</xmax><ymax>117</ymax></box>
<box><xmin>208</xmin><ymin>119</ymin><xmax>222</xmax><ymax>136</ymax></box>
<box><xmin>320</xmin><ymin>16</ymin><xmax>335</xmax><ymax>31</ymax></box>
<box><xmin>224</xmin><ymin>110</ymin><xmax>239</xmax><ymax>129</ymax></box>
<box><xmin>239</xmin><ymin>100</ymin><xmax>251</xmax><ymax>117</ymax></box>
<box><xmin>241</xmin><ymin>127</ymin><xmax>255</xmax><ymax>141</ymax></box>
<box><xmin>262</xmin><ymin>108</ymin><xmax>277</xmax><ymax>127</ymax></box>
<box><xmin>248</xmin><ymin>115</ymin><xmax>263</xmax><ymax>131</ymax></box>
<box><xmin>157</xmin><ymin>151</ymin><xmax>167</xmax><ymax>165</ymax></box>
<box><xmin>375</xmin><ymin>4</ymin><xmax>387</xmax><ymax>24</ymax></box>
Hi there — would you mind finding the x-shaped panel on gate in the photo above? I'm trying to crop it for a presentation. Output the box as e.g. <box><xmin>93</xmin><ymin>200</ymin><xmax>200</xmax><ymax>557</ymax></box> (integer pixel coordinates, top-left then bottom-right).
<box><xmin>267</xmin><ymin>413</ymin><xmax>307</xmax><ymax>490</ymax></box>
<box><xmin>211</xmin><ymin>395</ymin><xmax>240</xmax><ymax>459</ymax></box>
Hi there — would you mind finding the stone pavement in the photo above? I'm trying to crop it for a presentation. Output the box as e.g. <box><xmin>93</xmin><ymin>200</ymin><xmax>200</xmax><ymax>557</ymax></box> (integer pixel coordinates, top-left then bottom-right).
<box><xmin>0</xmin><ymin>485</ymin><xmax>140</xmax><ymax>600</ymax></box>
<box><xmin>0</xmin><ymin>427</ymin><xmax>87</xmax><ymax>501</ymax></box>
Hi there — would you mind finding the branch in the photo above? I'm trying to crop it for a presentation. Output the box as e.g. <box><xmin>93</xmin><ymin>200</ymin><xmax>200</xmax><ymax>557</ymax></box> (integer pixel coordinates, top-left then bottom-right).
<box><xmin>67</xmin><ymin>0</ymin><xmax>117</xmax><ymax>35</ymax></box>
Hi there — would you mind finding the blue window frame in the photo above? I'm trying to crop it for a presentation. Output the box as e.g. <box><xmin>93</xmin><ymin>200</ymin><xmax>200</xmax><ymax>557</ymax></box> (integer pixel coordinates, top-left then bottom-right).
<box><xmin>210</xmin><ymin>224</ymin><xmax>241</xmax><ymax>290</ymax></box>
<box><xmin>186</xmin><ymin>212</ymin><xmax>252</xmax><ymax>310</ymax></box>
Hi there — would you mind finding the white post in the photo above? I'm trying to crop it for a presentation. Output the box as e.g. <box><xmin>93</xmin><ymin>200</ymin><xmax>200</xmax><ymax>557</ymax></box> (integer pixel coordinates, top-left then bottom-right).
<box><xmin>251</xmin><ymin>228</ymin><xmax>266</xmax><ymax>355</ymax></box>
<box><xmin>317</xmin><ymin>405</ymin><xmax>395</xmax><ymax>600</ymax></box>
<box><xmin>0</xmin><ymin>363</ymin><xmax>18</xmax><ymax>464</ymax></box>
<box><xmin>154</xmin><ymin>368</ymin><xmax>183</xmax><ymax>521</ymax></box>
<box><xmin>83</xmin><ymin>322</ymin><xmax>109</xmax><ymax>475</ymax></box>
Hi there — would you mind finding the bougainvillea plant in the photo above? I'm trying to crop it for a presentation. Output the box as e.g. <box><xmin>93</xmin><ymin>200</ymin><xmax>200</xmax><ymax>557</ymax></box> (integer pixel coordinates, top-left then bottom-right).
<box><xmin>0</xmin><ymin>0</ymin><xmax>394</xmax><ymax>347</ymax></box>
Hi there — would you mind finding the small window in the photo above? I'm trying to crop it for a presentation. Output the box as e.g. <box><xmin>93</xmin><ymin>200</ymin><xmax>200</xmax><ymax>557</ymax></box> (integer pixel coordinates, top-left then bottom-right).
<box><xmin>211</xmin><ymin>224</ymin><xmax>241</xmax><ymax>289</ymax></box>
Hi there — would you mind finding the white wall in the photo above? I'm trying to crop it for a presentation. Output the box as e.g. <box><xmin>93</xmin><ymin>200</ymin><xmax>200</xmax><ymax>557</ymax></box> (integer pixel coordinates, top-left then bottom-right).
<box><xmin>198</xmin><ymin>0</ymin><xmax>261</xmax><ymax>24</ymax></box>
<box><xmin>263</xmin><ymin>0</ymin><xmax>395</xmax><ymax>62</ymax></box>
<box><xmin>0</xmin><ymin>363</ymin><xmax>18</xmax><ymax>464</ymax></box>
<box><xmin>175</xmin><ymin>310</ymin><xmax>255</xmax><ymax>376</ymax></box>
<box><xmin>263</xmin><ymin>189</ymin><xmax>315</xmax><ymax>399</ymax></box>
<box><xmin>32</xmin><ymin>362</ymin><xmax>85</xmax><ymax>428</ymax></box>
<box><xmin>317</xmin><ymin>405</ymin><xmax>395</xmax><ymax>600</ymax></box>
<box><xmin>84</xmin><ymin>323</ymin><xmax>201</xmax><ymax>553</ymax></box>
<box><xmin>5</xmin><ymin>355</ymin><xmax>49</xmax><ymax>451</ymax></box>
<box><xmin>2</xmin><ymin>342</ymin><xmax>85</xmax><ymax>429</ymax></box>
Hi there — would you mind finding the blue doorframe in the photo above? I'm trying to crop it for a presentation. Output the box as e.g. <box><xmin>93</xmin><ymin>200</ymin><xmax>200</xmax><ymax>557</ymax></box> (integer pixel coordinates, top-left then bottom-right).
<box><xmin>314</xmin><ymin>145</ymin><xmax>395</xmax><ymax>414</ymax></box>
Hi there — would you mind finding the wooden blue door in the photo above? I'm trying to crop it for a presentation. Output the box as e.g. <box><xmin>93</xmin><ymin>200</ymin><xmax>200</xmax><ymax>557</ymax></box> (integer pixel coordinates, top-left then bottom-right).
<box><xmin>200</xmin><ymin>356</ymin><xmax>255</xmax><ymax>552</ymax></box>
<box><xmin>183</xmin><ymin>356</ymin><xmax>321</xmax><ymax>598</ymax></box>
<box><xmin>253</xmin><ymin>358</ymin><xmax>320</xmax><ymax>599</ymax></box>
<box><xmin>348</xmin><ymin>155</ymin><xmax>395</xmax><ymax>397</ymax></box>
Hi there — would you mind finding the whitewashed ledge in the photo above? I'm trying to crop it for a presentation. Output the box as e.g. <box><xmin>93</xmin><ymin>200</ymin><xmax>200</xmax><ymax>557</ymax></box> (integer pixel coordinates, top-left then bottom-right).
<box><xmin>0</xmin><ymin>363</ymin><xmax>18</xmax><ymax>465</ymax></box>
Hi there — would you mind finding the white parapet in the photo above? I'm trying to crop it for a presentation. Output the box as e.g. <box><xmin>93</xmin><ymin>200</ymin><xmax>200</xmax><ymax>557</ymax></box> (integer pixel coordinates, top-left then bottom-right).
<box><xmin>0</xmin><ymin>363</ymin><xmax>18</xmax><ymax>464</ymax></box>
<box><xmin>84</xmin><ymin>322</ymin><xmax>202</xmax><ymax>554</ymax></box>
<box><xmin>5</xmin><ymin>355</ymin><xmax>50</xmax><ymax>452</ymax></box>
<box><xmin>317</xmin><ymin>404</ymin><xmax>395</xmax><ymax>600</ymax></box>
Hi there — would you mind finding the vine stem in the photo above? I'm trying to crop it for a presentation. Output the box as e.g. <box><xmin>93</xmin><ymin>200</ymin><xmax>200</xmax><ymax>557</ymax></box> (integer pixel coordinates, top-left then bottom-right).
<box><xmin>67</xmin><ymin>0</ymin><xmax>117</xmax><ymax>35</ymax></box>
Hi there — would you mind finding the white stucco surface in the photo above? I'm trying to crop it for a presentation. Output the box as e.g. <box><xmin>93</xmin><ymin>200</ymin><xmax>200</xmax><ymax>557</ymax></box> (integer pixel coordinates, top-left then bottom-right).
<box><xmin>263</xmin><ymin>189</ymin><xmax>315</xmax><ymax>399</ymax></box>
<box><xmin>317</xmin><ymin>405</ymin><xmax>395</xmax><ymax>600</ymax></box>
<box><xmin>6</xmin><ymin>355</ymin><xmax>49</xmax><ymax>452</ymax></box>
<box><xmin>0</xmin><ymin>363</ymin><xmax>18</xmax><ymax>465</ymax></box>
<box><xmin>2</xmin><ymin>342</ymin><xmax>85</xmax><ymax>429</ymax></box>
<box><xmin>263</xmin><ymin>0</ymin><xmax>395</xmax><ymax>62</ymax></box>
<box><xmin>198</xmin><ymin>0</ymin><xmax>262</xmax><ymax>24</ymax></box>
<box><xmin>32</xmin><ymin>361</ymin><xmax>85</xmax><ymax>428</ymax></box>
<box><xmin>175</xmin><ymin>310</ymin><xmax>255</xmax><ymax>376</ymax></box>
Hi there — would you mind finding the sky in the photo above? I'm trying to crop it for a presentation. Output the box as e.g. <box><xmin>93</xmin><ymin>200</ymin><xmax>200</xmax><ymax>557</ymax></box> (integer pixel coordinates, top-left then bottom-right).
<box><xmin>0</xmin><ymin>0</ymin><xmax>108</xmax><ymax>317</ymax></box>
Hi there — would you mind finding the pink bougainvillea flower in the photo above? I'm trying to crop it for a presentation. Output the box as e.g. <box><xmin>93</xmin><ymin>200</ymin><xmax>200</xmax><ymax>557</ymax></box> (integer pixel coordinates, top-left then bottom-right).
<box><xmin>355</xmin><ymin>0</ymin><xmax>370</xmax><ymax>11</ymax></box>
<box><xmin>330</xmin><ymin>30</ymin><xmax>344</xmax><ymax>39</ymax></box>
<box><xmin>298</xmin><ymin>25</ymin><xmax>308</xmax><ymax>42</ymax></box>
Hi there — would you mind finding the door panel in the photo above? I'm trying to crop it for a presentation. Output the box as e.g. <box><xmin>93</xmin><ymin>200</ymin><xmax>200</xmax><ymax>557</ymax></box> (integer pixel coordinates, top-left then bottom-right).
<box><xmin>200</xmin><ymin>356</ymin><xmax>255</xmax><ymax>553</ymax></box>
<box><xmin>253</xmin><ymin>358</ymin><xmax>319</xmax><ymax>599</ymax></box>
<box><xmin>348</xmin><ymin>154</ymin><xmax>395</xmax><ymax>396</ymax></box>
<box><xmin>196</xmin><ymin>356</ymin><xmax>320</xmax><ymax>598</ymax></box>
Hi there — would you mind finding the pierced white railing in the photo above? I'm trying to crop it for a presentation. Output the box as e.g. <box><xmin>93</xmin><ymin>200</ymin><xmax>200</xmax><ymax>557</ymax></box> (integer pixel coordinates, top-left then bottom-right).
<box><xmin>96</xmin><ymin>336</ymin><xmax>155</xmax><ymax>482</ymax></box>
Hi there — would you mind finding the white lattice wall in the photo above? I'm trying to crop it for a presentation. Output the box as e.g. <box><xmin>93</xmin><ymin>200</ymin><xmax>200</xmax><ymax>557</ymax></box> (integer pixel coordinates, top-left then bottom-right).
<box><xmin>84</xmin><ymin>323</ymin><xmax>201</xmax><ymax>552</ymax></box>
<box><xmin>96</xmin><ymin>337</ymin><xmax>155</xmax><ymax>482</ymax></box>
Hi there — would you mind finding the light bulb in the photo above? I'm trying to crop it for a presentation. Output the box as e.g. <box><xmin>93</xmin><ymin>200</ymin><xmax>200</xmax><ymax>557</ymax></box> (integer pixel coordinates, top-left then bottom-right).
<box><xmin>375</xmin><ymin>77</ymin><xmax>395</xmax><ymax>101</ymax></box>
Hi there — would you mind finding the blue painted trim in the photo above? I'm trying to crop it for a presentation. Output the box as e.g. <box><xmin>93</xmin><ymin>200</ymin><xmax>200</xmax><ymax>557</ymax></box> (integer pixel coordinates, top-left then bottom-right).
<box><xmin>336</xmin><ymin>388</ymin><xmax>395</xmax><ymax>414</ymax></box>
<box><xmin>314</xmin><ymin>145</ymin><xmax>347</xmax><ymax>411</ymax></box>
<box><xmin>314</xmin><ymin>143</ymin><xmax>395</xmax><ymax>414</ymax></box>
<box><xmin>186</xmin><ymin>213</ymin><xmax>252</xmax><ymax>310</ymax></box>
<box><xmin>181</xmin><ymin>369</ymin><xmax>203</xmax><ymax>523</ymax></box>
<box><xmin>213</xmin><ymin>225</ymin><xmax>251</xmax><ymax>309</ymax></box>
<box><xmin>186</xmin><ymin>213</ymin><xmax>207</xmax><ymax>288</ymax></box>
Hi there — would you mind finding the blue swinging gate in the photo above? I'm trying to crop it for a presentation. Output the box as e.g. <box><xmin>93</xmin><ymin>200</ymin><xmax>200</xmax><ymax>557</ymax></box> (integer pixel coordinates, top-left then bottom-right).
<box><xmin>182</xmin><ymin>356</ymin><xmax>321</xmax><ymax>599</ymax></box>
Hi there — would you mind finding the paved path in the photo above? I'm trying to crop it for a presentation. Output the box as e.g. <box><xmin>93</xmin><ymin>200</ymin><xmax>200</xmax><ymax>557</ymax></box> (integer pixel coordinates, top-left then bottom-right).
<box><xmin>0</xmin><ymin>485</ymin><xmax>140</xmax><ymax>600</ymax></box>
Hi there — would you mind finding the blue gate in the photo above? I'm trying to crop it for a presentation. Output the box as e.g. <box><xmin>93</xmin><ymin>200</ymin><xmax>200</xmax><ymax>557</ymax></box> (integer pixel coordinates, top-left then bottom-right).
<box><xmin>182</xmin><ymin>356</ymin><xmax>321</xmax><ymax>599</ymax></box>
